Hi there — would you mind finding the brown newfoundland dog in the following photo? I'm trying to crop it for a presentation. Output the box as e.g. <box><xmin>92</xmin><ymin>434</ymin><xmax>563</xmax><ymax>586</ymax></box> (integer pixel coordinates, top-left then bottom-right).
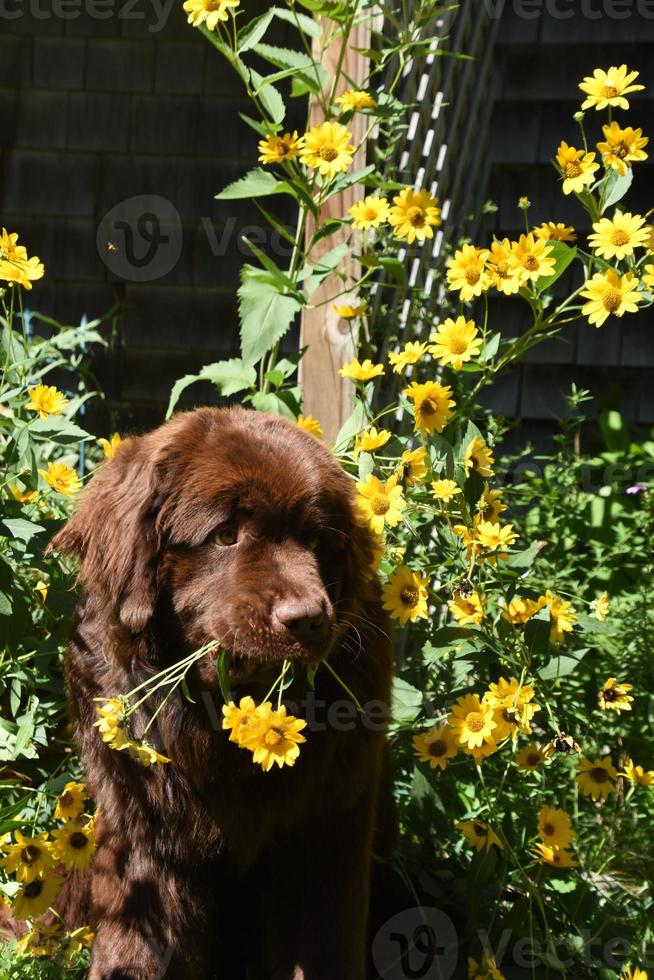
<box><xmin>50</xmin><ymin>406</ymin><xmax>394</xmax><ymax>980</ymax></box>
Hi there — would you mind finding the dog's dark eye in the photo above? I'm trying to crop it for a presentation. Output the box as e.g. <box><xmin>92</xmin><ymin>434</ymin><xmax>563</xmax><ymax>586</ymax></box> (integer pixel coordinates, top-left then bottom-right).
<box><xmin>213</xmin><ymin>525</ymin><xmax>238</xmax><ymax>546</ymax></box>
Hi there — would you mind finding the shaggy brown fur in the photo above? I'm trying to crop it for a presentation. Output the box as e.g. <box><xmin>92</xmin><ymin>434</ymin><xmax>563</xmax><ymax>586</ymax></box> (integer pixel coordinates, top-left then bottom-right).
<box><xmin>50</xmin><ymin>407</ymin><xmax>394</xmax><ymax>980</ymax></box>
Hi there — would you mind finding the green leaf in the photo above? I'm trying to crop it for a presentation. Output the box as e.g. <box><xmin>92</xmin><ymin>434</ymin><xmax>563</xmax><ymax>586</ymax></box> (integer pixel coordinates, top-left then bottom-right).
<box><xmin>1</xmin><ymin>518</ymin><xmax>45</xmax><ymax>545</ymax></box>
<box><xmin>215</xmin><ymin>651</ymin><xmax>232</xmax><ymax>704</ymax></box>
<box><xmin>536</xmin><ymin>242</ymin><xmax>577</xmax><ymax>294</ymax></box>
<box><xmin>241</xmin><ymin>236</ymin><xmax>294</xmax><ymax>289</ymax></box>
<box><xmin>0</xmin><ymin>591</ymin><xmax>12</xmax><ymax>616</ymax></box>
<box><xmin>249</xmin><ymin>68</ymin><xmax>285</xmax><ymax>124</ymax></box>
<box><xmin>323</xmin><ymin>164</ymin><xmax>376</xmax><ymax>199</ymax></box>
<box><xmin>271</xmin><ymin>6</ymin><xmax>319</xmax><ymax>36</ymax></box>
<box><xmin>538</xmin><ymin>647</ymin><xmax>589</xmax><ymax>681</ymax></box>
<box><xmin>333</xmin><ymin>403</ymin><xmax>367</xmax><ymax>454</ymax></box>
<box><xmin>600</xmin><ymin>166</ymin><xmax>633</xmax><ymax>213</ymax></box>
<box><xmin>410</xmin><ymin>765</ymin><xmax>445</xmax><ymax>813</ymax></box>
<box><xmin>505</xmin><ymin>540</ymin><xmax>539</xmax><ymax>570</ymax></box>
<box><xmin>166</xmin><ymin>358</ymin><xmax>256</xmax><ymax>418</ymax></box>
<box><xmin>524</xmin><ymin>608</ymin><xmax>551</xmax><ymax>658</ymax></box>
<box><xmin>357</xmin><ymin>451</ymin><xmax>374</xmax><ymax>480</ymax></box>
<box><xmin>250</xmin><ymin>391</ymin><xmax>296</xmax><ymax>419</ymax></box>
<box><xmin>599</xmin><ymin>408</ymin><xmax>629</xmax><ymax>452</ymax></box>
<box><xmin>29</xmin><ymin>416</ymin><xmax>92</xmax><ymax>445</ymax></box>
<box><xmin>216</xmin><ymin>168</ymin><xmax>296</xmax><ymax>202</ymax></box>
<box><xmin>238</xmin><ymin>275</ymin><xmax>302</xmax><ymax>368</ymax></box>
<box><xmin>391</xmin><ymin>677</ymin><xmax>423</xmax><ymax>724</ymax></box>
<box><xmin>237</xmin><ymin>8</ymin><xmax>276</xmax><ymax>52</ymax></box>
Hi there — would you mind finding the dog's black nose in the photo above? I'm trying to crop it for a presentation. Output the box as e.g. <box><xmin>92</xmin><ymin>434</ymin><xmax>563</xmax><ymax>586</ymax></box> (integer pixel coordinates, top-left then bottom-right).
<box><xmin>274</xmin><ymin>600</ymin><xmax>329</xmax><ymax>647</ymax></box>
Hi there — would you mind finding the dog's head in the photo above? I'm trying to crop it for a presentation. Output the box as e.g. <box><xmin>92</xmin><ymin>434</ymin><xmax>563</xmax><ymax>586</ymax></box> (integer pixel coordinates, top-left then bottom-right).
<box><xmin>51</xmin><ymin>407</ymin><xmax>377</xmax><ymax>682</ymax></box>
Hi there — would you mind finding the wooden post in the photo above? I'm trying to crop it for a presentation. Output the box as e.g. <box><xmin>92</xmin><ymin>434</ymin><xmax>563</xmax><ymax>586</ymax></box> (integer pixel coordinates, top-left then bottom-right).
<box><xmin>299</xmin><ymin>19</ymin><xmax>371</xmax><ymax>442</ymax></box>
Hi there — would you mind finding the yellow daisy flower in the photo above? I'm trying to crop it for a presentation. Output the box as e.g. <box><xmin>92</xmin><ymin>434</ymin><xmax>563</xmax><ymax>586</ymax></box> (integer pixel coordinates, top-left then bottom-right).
<box><xmin>125</xmin><ymin>741</ymin><xmax>171</xmax><ymax>766</ymax></box>
<box><xmin>538</xmin><ymin>806</ymin><xmax>575</xmax><ymax>849</ymax></box>
<box><xmin>0</xmin><ymin>253</ymin><xmax>45</xmax><ymax>290</ymax></box>
<box><xmin>39</xmin><ymin>461</ymin><xmax>81</xmax><ymax>497</ymax></box>
<box><xmin>598</xmin><ymin>677</ymin><xmax>634</xmax><ymax>713</ymax></box>
<box><xmin>356</xmin><ymin>473</ymin><xmax>406</xmax><ymax>535</ymax></box>
<box><xmin>403</xmin><ymin>381</ymin><xmax>455</xmax><ymax>435</ymax></box>
<box><xmin>621</xmin><ymin>967</ymin><xmax>648</xmax><ymax>980</ymax></box>
<box><xmin>644</xmin><ymin>264</ymin><xmax>654</xmax><ymax>290</ymax></box>
<box><xmin>93</xmin><ymin>697</ymin><xmax>129</xmax><ymax>750</ymax></box>
<box><xmin>457</xmin><ymin>819</ymin><xmax>502</xmax><ymax>853</ymax></box>
<box><xmin>446</xmin><ymin>244</ymin><xmax>491</xmax><ymax>301</ymax></box>
<box><xmin>389</xmin><ymin>187</ymin><xmax>441</xmax><ymax>244</ymax></box>
<box><xmin>0</xmin><ymin>227</ymin><xmax>27</xmax><ymax>262</ymax></box>
<box><xmin>581</xmin><ymin>269</ymin><xmax>642</xmax><ymax>327</ymax></box>
<box><xmin>484</xmin><ymin>677</ymin><xmax>540</xmax><ymax>735</ymax></box>
<box><xmin>54</xmin><ymin>782</ymin><xmax>87</xmax><ymax>822</ymax></box>
<box><xmin>463</xmin><ymin>436</ymin><xmax>495</xmax><ymax>477</ymax></box>
<box><xmin>12</xmin><ymin>875</ymin><xmax>63</xmax><ymax>921</ymax></box>
<box><xmin>592</xmin><ymin>590</ymin><xmax>609</xmax><ymax>621</ymax></box>
<box><xmin>17</xmin><ymin>923</ymin><xmax>61</xmax><ymax>958</ymax></box>
<box><xmin>348</xmin><ymin>195</ymin><xmax>391</xmax><ymax>230</ymax></box>
<box><xmin>486</xmin><ymin>238</ymin><xmax>522</xmax><ymax>294</ymax></box>
<box><xmin>26</xmin><ymin>385</ymin><xmax>68</xmax><ymax>419</ymax></box>
<box><xmin>449</xmin><ymin>693</ymin><xmax>496</xmax><ymax>749</ymax></box>
<box><xmin>50</xmin><ymin>818</ymin><xmax>96</xmax><ymax>871</ymax></box>
<box><xmin>241</xmin><ymin>703</ymin><xmax>307</xmax><ymax>771</ymax></box>
<box><xmin>429</xmin><ymin>316</ymin><xmax>482</xmax><ymax>370</ymax></box>
<box><xmin>338</xmin><ymin>356</ymin><xmax>383</xmax><ymax>381</ymax></box>
<box><xmin>556</xmin><ymin>142</ymin><xmax>600</xmax><ymax>195</ymax></box>
<box><xmin>501</xmin><ymin>596</ymin><xmax>544</xmax><ymax>625</ymax></box>
<box><xmin>476</xmin><ymin>521</ymin><xmax>518</xmax><ymax>556</ymax></box>
<box><xmin>222</xmin><ymin>696</ymin><xmax>258</xmax><ymax>745</ymax></box>
<box><xmin>300</xmin><ymin>121</ymin><xmax>355</xmax><ymax>179</ymax></box>
<box><xmin>509</xmin><ymin>233</ymin><xmax>557</xmax><ymax>284</ymax></box>
<box><xmin>296</xmin><ymin>414</ymin><xmax>323</xmax><ymax>438</ymax></box>
<box><xmin>335</xmin><ymin>89</ymin><xmax>377</xmax><ymax>112</ymax></box>
<box><xmin>98</xmin><ymin>433</ymin><xmax>122</xmax><ymax>459</ymax></box>
<box><xmin>382</xmin><ymin>565</ymin><xmax>429</xmax><ymax>624</ymax></box>
<box><xmin>597</xmin><ymin>121</ymin><xmax>649</xmax><ymax>174</ymax></box>
<box><xmin>533</xmin><ymin>222</ymin><xmax>577</xmax><ymax>243</ymax></box>
<box><xmin>353</xmin><ymin>426</ymin><xmax>392</xmax><ymax>459</ymax></box>
<box><xmin>620</xmin><ymin>759</ymin><xmax>654</xmax><ymax>786</ymax></box>
<box><xmin>579</xmin><ymin>65</ymin><xmax>644</xmax><ymax>111</ymax></box>
<box><xmin>576</xmin><ymin>755</ymin><xmax>618</xmax><ymax>800</ymax></box>
<box><xmin>475</xmin><ymin>484</ymin><xmax>506</xmax><ymax>525</ymax></box>
<box><xmin>431</xmin><ymin>478</ymin><xmax>462</xmax><ymax>503</ymax></box>
<box><xmin>539</xmin><ymin>589</ymin><xmax>577</xmax><ymax>644</ymax></box>
<box><xmin>516</xmin><ymin>743</ymin><xmax>545</xmax><ymax>772</ymax></box>
<box><xmin>532</xmin><ymin>843</ymin><xmax>578</xmax><ymax>868</ymax></box>
<box><xmin>412</xmin><ymin>725</ymin><xmax>458</xmax><ymax>770</ymax></box>
<box><xmin>9</xmin><ymin>484</ymin><xmax>39</xmax><ymax>505</ymax></box>
<box><xmin>588</xmin><ymin>211</ymin><xmax>650</xmax><ymax>260</ymax></box>
<box><xmin>182</xmin><ymin>0</ymin><xmax>239</xmax><ymax>30</ymax></box>
<box><xmin>448</xmin><ymin>589</ymin><xmax>484</xmax><ymax>626</ymax></box>
<box><xmin>388</xmin><ymin>341</ymin><xmax>428</xmax><ymax>373</ymax></box>
<box><xmin>257</xmin><ymin>131</ymin><xmax>302</xmax><ymax>165</ymax></box>
<box><xmin>396</xmin><ymin>447</ymin><xmax>428</xmax><ymax>485</ymax></box>
<box><xmin>468</xmin><ymin>952</ymin><xmax>505</xmax><ymax>979</ymax></box>
<box><xmin>1</xmin><ymin>830</ymin><xmax>55</xmax><ymax>883</ymax></box>
<box><xmin>465</xmin><ymin>737</ymin><xmax>500</xmax><ymax>765</ymax></box>
<box><xmin>332</xmin><ymin>303</ymin><xmax>367</xmax><ymax>319</ymax></box>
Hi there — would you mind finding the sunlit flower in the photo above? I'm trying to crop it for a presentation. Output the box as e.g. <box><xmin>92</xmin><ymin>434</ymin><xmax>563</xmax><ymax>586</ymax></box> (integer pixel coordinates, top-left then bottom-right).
<box><xmin>257</xmin><ymin>131</ymin><xmax>303</xmax><ymax>165</ymax></box>
<box><xmin>296</xmin><ymin>414</ymin><xmax>323</xmax><ymax>438</ymax></box>
<box><xmin>539</xmin><ymin>589</ymin><xmax>577</xmax><ymax>644</ymax></box>
<box><xmin>332</xmin><ymin>303</ymin><xmax>368</xmax><ymax>319</ymax></box>
<box><xmin>468</xmin><ymin>952</ymin><xmax>505</xmax><ymax>979</ymax></box>
<box><xmin>413</xmin><ymin>725</ymin><xmax>458</xmax><ymax>770</ymax></box>
<box><xmin>581</xmin><ymin>269</ymin><xmax>642</xmax><ymax>327</ymax></box>
<box><xmin>183</xmin><ymin>0</ymin><xmax>239</xmax><ymax>30</ymax></box>
<box><xmin>300</xmin><ymin>121</ymin><xmax>355</xmax><ymax>179</ymax></box>
<box><xmin>16</xmin><ymin>923</ymin><xmax>61</xmax><ymax>958</ymax></box>
<box><xmin>431</xmin><ymin>479</ymin><xmax>462</xmax><ymax>503</ymax></box>
<box><xmin>354</xmin><ymin>426</ymin><xmax>392</xmax><ymax>459</ymax></box>
<box><xmin>532</xmin><ymin>842</ymin><xmax>578</xmax><ymax>868</ymax></box>
<box><xmin>222</xmin><ymin>696</ymin><xmax>258</xmax><ymax>745</ymax></box>
<box><xmin>1</xmin><ymin>830</ymin><xmax>55</xmax><ymax>883</ymax></box>
<box><xmin>446</xmin><ymin>244</ymin><xmax>491</xmax><ymax>301</ymax></box>
<box><xmin>592</xmin><ymin>591</ymin><xmax>609</xmax><ymax>621</ymax></box>
<box><xmin>465</xmin><ymin>737</ymin><xmax>500</xmax><ymax>765</ymax></box>
<box><xmin>339</xmin><ymin>356</ymin><xmax>383</xmax><ymax>381</ymax></box>
<box><xmin>396</xmin><ymin>447</ymin><xmax>428</xmax><ymax>485</ymax></box>
<box><xmin>429</xmin><ymin>316</ymin><xmax>482</xmax><ymax>370</ymax></box>
<box><xmin>463</xmin><ymin>437</ymin><xmax>495</xmax><ymax>478</ymax></box>
<box><xmin>348</xmin><ymin>195</ymin><xmax>391</xmax><ymax>229</ymax></box>
<box><xmin>39</xmin><ymin>461</ymin><xmax>81</xmax><ymax>497</ymax></box>
<box><xmin>538</xmin><ymin>805</ymin><xmax>575</xmax><ymax>849</ymax></box>
<box><xmin>241</xmin><ymin>703</ymin><xmax>307</xmax><ymax>771</ymax></box>
<box><xmin>620</xmin><ymin>967</ymin><xmax>648</xmax><ymax>980</ymax></box>
<box><xmin>449</xmin><ymin>694</ymin><xmax>496</xmax><ymax>749</ymax></box>
<box><xmin>597</xmin><ymin>121</ymin><xmax>649</xmax><ymax>174</ymax></box>
<box><xmin>12</xmin><ymin>875</ymin><xmax>63</xmax><ymax>921</ymax></box>
<box><xmin>598</xmin><ymin>677</ymin><xmax>634</xmax><ymax>713</ymax></box>
<box><xmin>579</xmin><ymin>65</ymin><xmax>644</xmax><ymax>111</ymax></box>
<box><xmin>501</xmin><ymin>596</ymin><xmax>544</xmax><ymax>625</ymax></box>
<box><xmin>26</xmin><ymin>384</ymin><xmax>68</xmax><ymax>419</ymax></box>
<box><xmin>388</xmin><ymin>341</ymin><xmax>428</xmax><ymax>373</ymax></box>
<box><xmin>448</xmin><ymin>589</ymin><xmax>484</xmax><ymax>626</ymax></box>
<box><xmin>335</xmin><ymin>89</ymin><xmax>377</xmax><ymax>112</ymax></box>
<box><xmin>484</xmin><ymin>678</ymin><xmax>540</xmax><ymax>736</ymax></box>
<box><xmin>475</xmin><ymin>484</ymin><xmax>506</xmax><ymax>525</ymax></box>
<box><xmin>93</xmin><ymin>697</ymin><xmax>129</xmax><ymax>750</ymax></box>
<box><xmin>644</xmin><ymin>264</ymin><xmax>654</xmax><ymax>290</ymax></box>
<box><xmin>0</xmin><ymin>253</ymin><xmax>45</xmax><ymax>290</ymax></box>
<box><xmin>126</xmin><ymin>741</ymin><xmax>171</xmax><ymax>766</ymax></box>
<box><xmin>533</xmin><ymin>222</ymin><xmax>577</xmax><ymax>243</ymax></box>
<box><xmin>556</xmin><ymin>142</ymin><xmax>600</xmax><ymax>195</ymax></box>
<box><xmin>620</xmin><ymin>759</ymin><xmax>654</xmax><ymax>786</ymax></box>
<box><xmin>0</xmin><ymin>227</ymin><xmax>27</xmax><ymax>262</ymax></box>
<box><xmin>516</xmin><ymin>742</ymin><xmax>546</xmax><ymax>772</ymax></box>
<box><xmin>403</xmin><ymin>381</ymin><xmax>455</xmax><ymax>435</ymax></box>
<box><xmin>457</xmin><ymin>819</ymin><xmax>502</xmax><ymax>853</ymax></box>
<box><xmin>509</xmin><ymin>233</ymin><xmax>556</xmax><ymax>283</ymax></box>
<box><xmin>476</xmin><ymin>521</ymin><xmax>518</xmax><ymax>556</ymax></box>
<box><xmin>54</xmin><ymin>782</ymin><xmax>87</xmax><ymax>822</ymax></box>
<box><xmin>51</xmin><ymin>818</ymin><xmax>96</xmax><ymax>871</ymax></box>
<box><xmin>576</xmin><ymin>755</ymin><xmax>618</xmax><ymax>800</ymax></box>
<box><xmin>356</xmin><ymin>473</ymin><xmax>406</xmax><ymax>535</ymax></box>
<box><xmin>383</xmin><ymin>565</ymin><xmax>429</xmax><ymax>624</ymax></box>
<box><xmin>389</xmin><ymin>187</ymin><xmax>442</xmax><ymax>244</ymax></box>
<box><xmin>9</xmin><ymin>483</ymin><xmax>39</xmax><ymax>505</ymax></box>
<box><xmin>588</xmin><ymin>211</ymin><xmax>650</xmax><ymax>260</ymax></box>
<box><xmin>98</xmin><ymin>433</ymin><xmax>122</xmax><ymax>459</ymax></box>
<box><xmin>486</xmin><ymin>238</ymin><xmax>522</xmax><ymax>294</ymax></box>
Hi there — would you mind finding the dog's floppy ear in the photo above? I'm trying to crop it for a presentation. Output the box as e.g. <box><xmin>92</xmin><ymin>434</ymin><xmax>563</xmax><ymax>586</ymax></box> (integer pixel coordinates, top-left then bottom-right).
<box><xmin>49</xmin><ymin>434</ymin><xmax>164</xmax><ymax>634</ymax></box>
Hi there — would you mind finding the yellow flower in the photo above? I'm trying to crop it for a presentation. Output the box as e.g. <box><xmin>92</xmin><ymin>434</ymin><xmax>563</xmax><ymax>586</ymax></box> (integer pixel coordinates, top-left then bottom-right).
<box><xmin>644</xmin><ymin>264</ymin><xmax>654</xmax><ymax>290</ymax></box>
<box><xmin>457</xmin><ymin>819</ymin><xmax>502</xmax><ymax>853</ymax></box>
<box><xmin>592</xmin><ymin>590</ymin><xmax>609</xmax><ymax>621</ymax></box>
<box><xmin>353</xmin><ymin>426</ymin><xmax>391</xmax><ymax>459</ymax></box>
<box><xmin>576</xmin><ymin>755</ymin><xmax>618</xmax><ymax>800</ymax></box>
<box><xmin>465</xmin><ymin>737</ymin><xmax>500</xmax><ymax>765</ymax></box>
<box><xmin>579</xmin><ymin>65</ymin><xmax>644</xmax><ymax>111</ymax></box>
<box><xmin>1</xmin><ymin>830</ymin><xmax>55</xmax><ymax>883</ymax></box>
<box><xmin>241</xmin><ymin>703</ymin><xmax>307</xmax><ymax>771</ymax></box>
<box><xmin>476</xmin><ymin>521</ymin><xmax>518</xmax><ymax>556</ymax></box>
<box><xmin>538</xmin><ymin>806</ymin><xmax>575</xmax><ymax>849</ymax></box>
<box><xmin>9</xmin><ymin>484</ymin><xmax>39</xmax><ymax>505</ymax></box>
<box><xmin>300</xmin><ymin>121</ymin><xmax>355</xmax><ymax>179</ymax></box>
<box><xmin>597</xmin><ymin>121</ymin><xmax>649</xmax><ymax>174</ymax></box>
<box><xmin>356</xmin><ymin>473</ymin><xmax>406</xmax><ymax>536</ymax></box>
<box><xmin>93</xmin><ymin>697</ymin><xmax>129</xmax><ymax>750</ymax></box>
<box><xmin>516</xmin><ymin>742</ymin><xmax>545</xmax><ymax>772</ymax></box>
<box><xmin>389</xmin><ymin>187</ymin><xmax>442</xmax><ymax>244</ymax></box>
<box><xmin>475</xmin><ymin>484</ymin><xmax>506</xmax><ymax>525</ymax></box>
<box><xmin>35</xmin><ymin>580</ymin><xmax>48</xmax><ymax>603</ymax></box>
<box><xmin>54</xmin><ymin>782</ymin><xmax>86</xmax><ymax>822</ymax></box>
<box><xmin>126</xmin><ymin>741</ymin><xmax>171</xmax><ymax>766</ymax></box>
<box><xmin>486</xmin><ymin>238</ymin><xmax>522</xmax><ymax>295</ymax></box>
<box><xmin>484</xmin><ymin>677</ymin><xmax>540</xmax><ymax>736</ymax></box>
<box><xmin>39</xmin><ymin>461</ymin><xmax>81</xmax><ymax>497</ymax></box>
<box><xmin>533</xmin><ymin>222</ymin><xmax>577</xmax><ymax>243</ymax></box>
<box><xmin>556</xmin><ymin>142</ymin><xmax>600</xmax><ymax>195</ymax></box>
<box><xmin>332</xmin><ymin>303</ymin><xmax>367</xmax><ymax>319</ymax></box>
<box><xmin>388</xmin><ymin>341</ymin><xmax>428</xmax><ymax>373</ymax></box>
<box><xmin>429</xmin><ymin>316</ymin><xmax>482</xmax><ymax>371</ymax></box>
<box><xmin>396</xmin><ymin>447</ymin><xmax>428</xmax><ymax>485</ymax></box>
<box><xmin>448</xmin><ymin>589</ymin><xmax>484</xmax><ymax>626</ymax></box>
<box><xmin>335</xmin><ymin>89</ymin><xmax>377</xmax><ymax>112</ymax></box>
<box><xmin>446</xmin><ymin>244</ymin><xmax>491</xmax><ymax>301</ymax></box>
<box><xmin>540</xmin><ymin>589</ymin><xmax>577</xmax><ymax>644</ymax></box>
<box><xmin>468</xmin><ymin>952</ymin><xmax>505</xmax><ymax>979</ymax></box>
<box><xmin>27</xmin><ymin>384</ymin><xmax>68</xmax><ymax>419</ymax></box>
<box><xmin>0</xmin><ymin>250</ymin><xmax>45</xmax><ymax>290</ymax></box>
<box><xmin>257</xmin><ymin>131</ymin><xmax>302</xmax><ymax>165</ymax></box>
<box><xmin>532</xmin><ymin>843</ymin><xmax>578</xmax><ymax>868</ymax></box>
<box><xmin>431</xmin><ymin>479</ymin><xmax>462</xmax><ymax>503</ymax></box>
<box><xmin>382</xmin><ymin>565</ymin><xmax>429</xmax><ymax>625</ymax></box>
<box><xmin>581</xmin><ymin>269</ymin><xmax>642</xmax><ymax>327</ymax></box>
<box><xmin>412</xmin><ymin>725</ymin><xmax>458</xmax><ymax>770</ymax></box>
<box><xmin>0</xmin><ymin>227</ymin><xmax>27</xmax><ymax>262</ymax></box>
<box><xmin>348</xmin><ymin>195</ymin><xmax>391</xmax><ymax>230</ymax></box>
<box><xmin>50</xmin><ymin>818</ymin><xmax>96</xmax><ymax>871</ymax></box>
<box><xmin>403</xmin><ymin>381</ymin><xmax>455</xmax><ymax>435</ymax></box>
<box><xmin>621</xmin><ymin>759</ymin><xmax>654</xmax><ymax>787</ymax></box>
<box><xmin>183</xmin><ymin>0</ymin><xmax>239</xmax><ymax>28</ymax></box>
<box><xmin>448</xmin><ymin>693</ymin><xmax>496</xmax><ymax>749</ymax></box>
<box><xmin>463</xmin><ymin>436</ymin><xmax>495</xmax><ymax>478</ymax></box>
<box><xmin>98</xmin><ymin>433</ymin><xmax>122</xmax><ymax>459</ymax></box>
<box><xmin>621</xmin><ymin>968</ymin><xmax>648</xmax><ymax>980</ymax></box>
<box><xmin>296</xmin><ymin>414</ymin><xmax>323</xmax><ymax>438</ymax></box>
<box><xmin>598</xmin><ymin>677</ymin><xmax>634</xmax><ymax>713</ymax></box>
<box><xmin>222</xmin><ymin>696</ymin><xmax>258</xmax><ymax>745</ymax></box>
<box><xmin>501</xmin><ymin>596</ymin><xmax>544</xmax><ymax>625</ymax></box>
<box><xmin>339</xmin><ymin>356</ymin><xmax>383</xmax><ymax>381</ymax></box>
<box><xmin>509</xmin><ymin>233</ymin><xmax>557</xmax><ymax>284</ymax></box>
<box><xmin>589</xmin><ymin>211</ymin><xmax>650</xmax><ymax>260</ymax></box>
<box><xmin>12</xmin><ymin>875</ymin><xmax>63</xmax><ymax>921</ymax></box>
<box><xmin>17</xmin><ymin>923</ymin><xmax>61</xmax><ymax>958</ymax></box>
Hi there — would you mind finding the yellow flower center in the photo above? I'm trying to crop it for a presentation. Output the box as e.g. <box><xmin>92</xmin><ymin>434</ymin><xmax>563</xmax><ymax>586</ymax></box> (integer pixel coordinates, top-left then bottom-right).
<box><xmin>602</xmin><ymin>687</ymin><xmax>618</xmax><ymax>702</ymax></box>
<box><xmin>429</xmin><ymin>739</ymin><xmax>447</xmax><ymax>757</ymax></box>
<box><xmin>564</xmin><ymin>161</ymin><xmax>582</xmax><ymax>179</ymax></box>
<box><xmin>204</xmin><ymin>0</ymin><xmax>222</xmax><ymax>9</ymax></box>
<box><xmin>449</xmin><ymin>338</ymin><xmax>468</xmax><ymax>354</ymax></box>
<box><xmin>364</xmin><ymin>207</ymin><xmax>378</xmax><ymax>221</ymax></box>
<box><xmin>590</xmin><ymin>766</ymin><xmax>609</xmax><ymax>783</ymax></box>
<box><xmin>603</xmin><ymin>288</ymin><xmax>622</xmax><ymax>312</ymax></box>
<box><xmin>371</xmin><ymin>494</ymin><xmax>390</xmax><ymax>516</ymax></box>
<box><xmin>24</xmin><ymin>880</ymin><xmax>44</xmax><ymax>899</ymax></box>
<box><xmin>613</xmin><ymin>142</ymin><xmax>628</xmax><ymax>159</ymax></box>
<box><xmin>319</xmin><ymin>146</ymin><xmax>338</xmax><ymax>162</ymax></box>
<box><xmin>603</xmin><ymin>85</ymin><xmax>619</xmax><ymax>99</ymax></box>
<box><xmin>466</xmin><ymin>712</ymin><xmax>485</xmax><ymax>733</ymax></box>
<box><xmin>406</xmin><ymin>206</ymin><xmax>426</xmax><ymax>228</ymax></box>
<box><xmin>465</xmin><ymin>266</ymin><xmax>481</xmax><ymax>285</ymax></box>
<box><xmin>69</xmin><ymin>832</ymin><xmax>89</xmax><ymax>850</ymax></box>
<box><xmin>21</xmin><ymin>846</ymin><xmax>42</xmax><ymax>865</ymax></box>
<box><xmin>524</xmin><ymin>254</ymin><xmax>539</xmax><ymax>271</ymax></box>
<box><xmin>495</xmin><ymin>260</ymin><xmax>510</xmax><ymax>279</ymax></box>
<box><xmin>264</xmin><ymin>728</ymin><xmax>283</xmax><ymax>747</ymax></box>
<box><xmin>611</xmin><ymin>229</ymin><xmax>630</xmax><ymax>246</ymax></box>
<box><xmin>400</xmin><ymin>586</ymin><xmax>419</xmax><ymax>608</ymax></box>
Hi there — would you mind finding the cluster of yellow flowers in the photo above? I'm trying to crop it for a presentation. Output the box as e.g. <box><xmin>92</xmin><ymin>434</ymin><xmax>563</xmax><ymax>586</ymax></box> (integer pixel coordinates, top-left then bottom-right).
<box><xmin>222</xmin><ymin>696</ymin><xmax>307</xmax><ymax>771</ymax></box>
<box><xmin>1</xmin><ymin>782</ymin><xmax>95</xmax><ymax>937</ymax></box>
<box><xmin>94</xmin><ymin>697</ymin><xmax>171</xmax><ymax>766</ymax></box>
<box><xmin>0</xmin><ymin>227</ymin><xmax>44</xmax><ymax>292</ymax></box>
